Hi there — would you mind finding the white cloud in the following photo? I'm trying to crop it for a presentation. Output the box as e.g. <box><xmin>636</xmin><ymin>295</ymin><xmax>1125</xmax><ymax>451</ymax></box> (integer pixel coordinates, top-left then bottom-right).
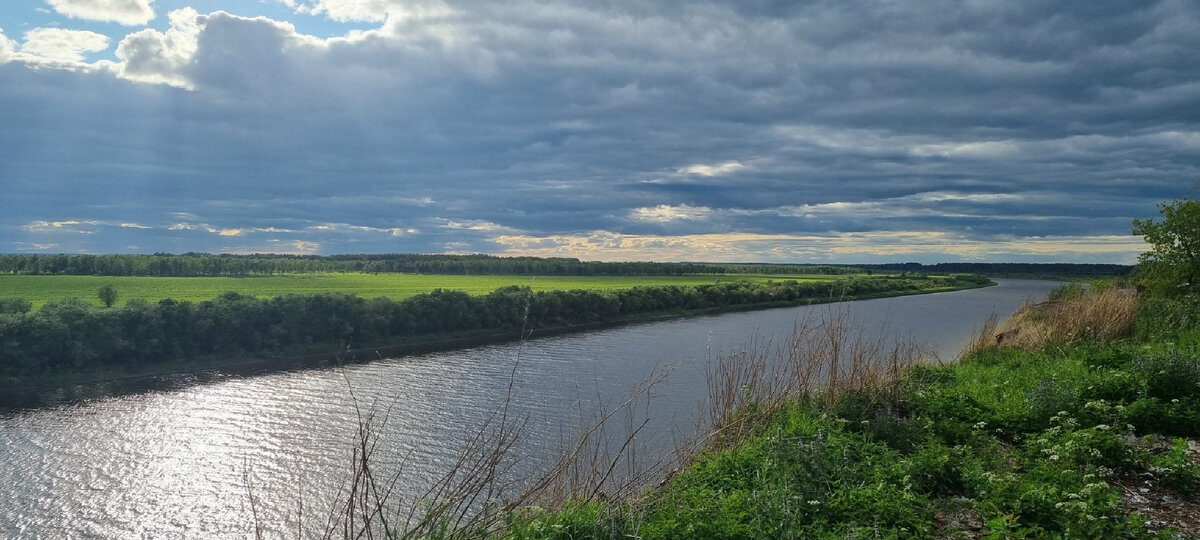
<box><xmin>46</xmin><ymin>0</ymin><xmax>156</xmax><ymax>26</ymax></box>
<box><xmin>115</xmin><ymin>7</ymin><xmax>200</xmax><ymax>88</ymax></box>
<box><xmin>631</xmin><ymin>204</ymin><xmax>713</xmax><ymax>223</ymax></box>
<box><xmin>439</xmin><ymin>219</ymin><xmax>509</xmax><ymax>232</ymax></box>
<box><xmin>298</xmin><ymin>0</ymin><xmax>451</xmax><ymax>24</ymax></box>
<box><xmin>304</xmin><ymin>0</ymin><xmax>393</xmax><ymax>22</ymax></box>
<box><xmin>309</xmin><ymin>222</ymin><xmax>416</xmax><ymax>237</ymax></box>
<box><xmin>910</xmin><ymin>140</ymin><xmax>1021</xmax><ymax>158</ymax></box>
<box><xmin>22</xmin><ymin>219</ymin><xmax>99</xmax><ymax>233</ymax></box>
<box><xmin>18</xmin><ymin>27</ymin><xmax>109</xmax><ymax>64</ymax></box>
<box><xmin>0</xmin><ymin>27</ymin><xmax>16</xmax><ymax>62</ymax></box>
<box><xmin>679</xmin><ymin>161</ymin><xmax>747</xmax><ymax>176</ymax></box>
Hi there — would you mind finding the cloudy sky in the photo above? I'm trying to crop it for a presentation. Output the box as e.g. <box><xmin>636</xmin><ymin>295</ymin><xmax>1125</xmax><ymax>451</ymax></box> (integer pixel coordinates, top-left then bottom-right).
<box><xmin>1</xmin><ymin>0</ymin><xmax>1197</xmax><ymax>263</ymax></box>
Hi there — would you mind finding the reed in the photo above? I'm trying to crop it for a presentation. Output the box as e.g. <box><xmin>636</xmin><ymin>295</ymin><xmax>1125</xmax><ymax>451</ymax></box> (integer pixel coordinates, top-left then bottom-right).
<box><xmin>689</xmin><ymin>307</ymin><xmax>925</xmax><ymax>458</ymax></box>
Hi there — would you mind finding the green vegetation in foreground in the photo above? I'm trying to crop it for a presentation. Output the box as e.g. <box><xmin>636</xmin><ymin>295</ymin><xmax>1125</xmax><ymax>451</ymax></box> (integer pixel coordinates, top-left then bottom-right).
<box><xmin>0</xmin><ymin>273</ymin><xmax>845</xmax><ymax>310</ymax></box>
<box><xmin>502</xmin><ymin>289</ymin><xmax>1200</xmax><ymax>539</ymax></box>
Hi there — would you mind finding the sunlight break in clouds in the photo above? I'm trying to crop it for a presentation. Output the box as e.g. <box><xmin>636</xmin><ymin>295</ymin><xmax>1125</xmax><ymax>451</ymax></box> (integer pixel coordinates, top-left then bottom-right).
<box><xmin>46</xmin><ymin>0</ymin><xmax>156</xmax><ymax>26</ymax></box>
<box><xmin>631</xmin><ymin>204</ymin><xmax>714</xmax><ymax>224</ymax></box>
<box><xmin>491</xmin><ymin>231</ymin><xmax>1149</xmax><ymax>264</ymax></box>
<box><xmin>679</xmin><ymin>161</ymin><xmax>747</xmax><ymax>177</ymax></box>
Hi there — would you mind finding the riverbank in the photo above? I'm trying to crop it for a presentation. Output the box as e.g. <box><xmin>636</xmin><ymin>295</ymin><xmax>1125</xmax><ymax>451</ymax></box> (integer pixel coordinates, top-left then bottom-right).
<box><xmin>481</xmin><ymin>287</ymin><xmax>1200</xmax><ymax>538</ymax></box>
<box><xmin>0</xmin><ymin>277</ymin><xmax>991</xmax><ymax>396</ymax></box>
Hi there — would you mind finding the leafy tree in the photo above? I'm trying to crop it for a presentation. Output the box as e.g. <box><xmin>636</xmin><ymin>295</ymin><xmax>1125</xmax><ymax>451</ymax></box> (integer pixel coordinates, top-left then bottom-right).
<box><xmin>97</xmin><ymin>284</ymin><xmax>119</xmax><ymax>308</ymax></box>
<box><xmin>1133</xmin><ymin>195</ymin><xmax>1200</xmax><ymax>295</ymax></box>
<box><xmin>0</xmin><ymin>297</ymin><xmax>33</xmax><ymax>314</ymax></box>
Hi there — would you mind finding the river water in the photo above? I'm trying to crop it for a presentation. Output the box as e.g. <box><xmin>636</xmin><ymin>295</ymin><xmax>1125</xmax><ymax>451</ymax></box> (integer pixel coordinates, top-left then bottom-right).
<box><xmin>0</xmin><ymin>279</ymin><xmax>1060</xmax><ymax>538</ymax></box>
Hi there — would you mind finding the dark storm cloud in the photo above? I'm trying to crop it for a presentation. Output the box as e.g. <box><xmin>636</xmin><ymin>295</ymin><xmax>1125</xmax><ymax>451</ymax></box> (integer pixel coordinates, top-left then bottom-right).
<box><xmin>1</xmin><ymin>0</ymin><xmax>1197</xmax><ymax>261</ymax></box>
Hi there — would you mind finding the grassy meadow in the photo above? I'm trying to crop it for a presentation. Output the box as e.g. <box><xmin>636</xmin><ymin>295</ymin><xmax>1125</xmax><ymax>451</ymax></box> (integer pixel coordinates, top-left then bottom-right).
<box><xmin>0</xmin><ymin>272</ymin><xmax>847</xmax><ymax>309</ymax></box>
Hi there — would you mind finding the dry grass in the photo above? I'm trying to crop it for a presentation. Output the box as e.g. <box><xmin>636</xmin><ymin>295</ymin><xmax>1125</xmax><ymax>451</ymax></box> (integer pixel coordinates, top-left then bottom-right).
<box><xmin>690</xmin><ymin>308</ymin><xmax>926</xmax><ymax>456</ymax></box>
<box><xmin>963</xmin><ymin>287</ymin><xmax>1141</xmax><ymax>355</ymax></box>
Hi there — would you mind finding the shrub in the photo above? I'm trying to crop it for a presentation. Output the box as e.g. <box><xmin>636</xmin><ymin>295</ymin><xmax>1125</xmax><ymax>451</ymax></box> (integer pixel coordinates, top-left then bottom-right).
<box><xmin>1026</xmin><ymin>379</ymin><xmax>1079</xmax><ymax>431</ymax></box>
<box><xmin>1136</xmin><ymin>296</ymin><xmax>1200</xmax><ymax>342</ymax></box>
<box><xmin>1079</xmin><ymin>369</ymin><xmax>1140</xmax><ymax>403</ymax></box>
<box><xmin>906</xmin><ymin>441</ymin><xmax>970</xmax><ymax>496</ymax></box>
<box><xmin>1126</xmin><ymin>398</ymin><xmax>1200</xmax><ymax>437</ymax></box>
<box><xmin>1132</xmin><ymin>351</ymin><xmax>1200</xmax><ymax>401</ymax></box>
<box><xmin>0</xmin><ymin>297</ymin><xmax>33</xmax><ymax>314</ymax></box>
<box><xmin>1047</xmin><ymin>282</ymin><xmax>1085</xmax><ymax>301</ymax></box>
<box><xmin>1151</xmin><ymin>438</ymin><xmax>1199</xmax><ymax>493</ymax></box>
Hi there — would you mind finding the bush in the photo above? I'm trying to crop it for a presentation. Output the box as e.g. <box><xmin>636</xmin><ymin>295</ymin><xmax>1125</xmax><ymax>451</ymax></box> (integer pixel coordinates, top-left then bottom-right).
<box><xmin>1126</xmin><ymin>398</ymin><xmax>1200</xmax><ymax>437</ymax></box>
<box><xmin>906</xmin><ymin>441</ymin><xmax>970</xmax><ymax>496</ymax></box>
<box><xmin>1132</xmin><ymin>351</ymin><xmax>1200</xmax><ymax>401</ymax></box>
<box><xmin>1151</xmin><ymin>438</ymin><xmax>1199</xmax><ymax>493</ymax></box>
<box><xmin>1048</xmin><ymin>282</ymin><xmax>1085</xmax><ymax>301</ymax></box>
<box><xmin>1136</xmin><ymin>296</ymin><xmax>1200</xmax><ymax>342</ymax></box>
<box><xmin>0</xmin><ymin>297</ymin><xmax>32</xmax><ymax>314</ymax></box>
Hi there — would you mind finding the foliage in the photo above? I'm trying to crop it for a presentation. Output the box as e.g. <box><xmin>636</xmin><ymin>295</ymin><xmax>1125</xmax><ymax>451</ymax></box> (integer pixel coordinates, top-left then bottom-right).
<box><xmin>1133</xmin><ymin>195</ymin><xmax>1200</xmax><ymax>296</ymax></box>
<box><xmin>1132</xmin><ymin>351</ymin><xmax>1200</xmax><ymax>402</ymax></box>
<box><xmin>1136</xmin><ymin>295</ymin><xmax>1200</xmax><ymax>343</ymax></box>
<box><xmin>862</xmin><ymin>262</ymin><xmax>1133</xmax><ymax>280</ymax></box>
<box><xmin>0</xmin><ymin>275</ymin><xmax>968</xmax><ymax>383</ymax></box>
<box><xmin>1047</xmin><ymin>282</ymin><xmax>1085</xmax><ymax>301</ymax></box>
<box><xmin>0</xmin><ymin>297</ymin><xmax>32</xmax><ymax>314</ymax></box>
<box><xmin>96</xmin><ymin>284</ymin><xmax>118</xmax><ymax>308</ymax></box>
<box><xmin>1152</xmin><ymin>438</ymin><xmax>1200</xmax><ymax>493</ymax></box>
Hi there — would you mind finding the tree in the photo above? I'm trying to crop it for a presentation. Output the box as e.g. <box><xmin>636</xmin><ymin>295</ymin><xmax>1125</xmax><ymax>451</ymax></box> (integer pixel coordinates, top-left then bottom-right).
<box><xmin>1133</xmin><ymin>195</ymin><xmax>1200</xmax><ymax>295</ymax></box>
<box><xmin>0</xmin><ymin>297</ymin><xmax>33</xmax><ymax>314</ymax></box>
<box><xmin>97</xmin><ymin>284</ymin><xmax>119</xmax><ymax>308</ymax></box>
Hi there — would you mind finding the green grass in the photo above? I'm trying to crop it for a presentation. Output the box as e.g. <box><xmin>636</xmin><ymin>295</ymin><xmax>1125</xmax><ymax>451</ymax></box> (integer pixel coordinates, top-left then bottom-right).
<box><xmin>0</xmin><ymin>273</ymin><xmax>844</xmax><ymax>309</ymax></box>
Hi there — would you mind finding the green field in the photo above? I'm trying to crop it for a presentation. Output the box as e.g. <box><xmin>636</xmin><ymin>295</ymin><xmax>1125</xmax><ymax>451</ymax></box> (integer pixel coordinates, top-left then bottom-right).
<box><xmin>0</xmin><ymin>273</ymin><xmax>846</xmax><ymax>309</ymax></box>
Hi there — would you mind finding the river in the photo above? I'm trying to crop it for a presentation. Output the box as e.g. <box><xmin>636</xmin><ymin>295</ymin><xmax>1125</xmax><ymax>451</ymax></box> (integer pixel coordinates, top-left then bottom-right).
<box><xmin>0</xmin><ymin>279</ymin><xmax>1060</xmax><ymax>538</ymax></box>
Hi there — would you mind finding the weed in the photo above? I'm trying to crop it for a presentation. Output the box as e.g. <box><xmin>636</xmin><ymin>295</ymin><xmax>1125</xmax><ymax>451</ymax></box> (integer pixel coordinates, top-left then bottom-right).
<box><xmin>1133</xmin><ymin>351</ymin><xmax>1200</xmax><ymax>402</ymax></box>
<box><xmin>1151</xmin><ymin>438</ymin><xmax>1200</xmax><ymax>493</ymax></box>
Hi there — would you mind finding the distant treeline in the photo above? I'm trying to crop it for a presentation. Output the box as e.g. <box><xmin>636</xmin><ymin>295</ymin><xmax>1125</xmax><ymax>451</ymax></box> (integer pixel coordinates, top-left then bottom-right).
<box><xmin>0</xmin><ymin>274</ymin><xmax>989</xmax><ymax>382</ymax></box>
<box><xmin>0</xmin><ymin>253</ymin><xmax>859</xmax><ymax>277</ymax></box>
<box><xmin>853</xmin><ymin>262</ymin><xmax>1133</xmax><ymax>279</ymax></box>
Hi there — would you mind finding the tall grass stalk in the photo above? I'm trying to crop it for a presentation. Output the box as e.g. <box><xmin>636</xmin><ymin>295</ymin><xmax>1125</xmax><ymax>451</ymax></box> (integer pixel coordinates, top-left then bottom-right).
<box><xmin>693</xmin><ymin>308</ymin><xmax>925</xmax><ymax>455</ymax></box>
